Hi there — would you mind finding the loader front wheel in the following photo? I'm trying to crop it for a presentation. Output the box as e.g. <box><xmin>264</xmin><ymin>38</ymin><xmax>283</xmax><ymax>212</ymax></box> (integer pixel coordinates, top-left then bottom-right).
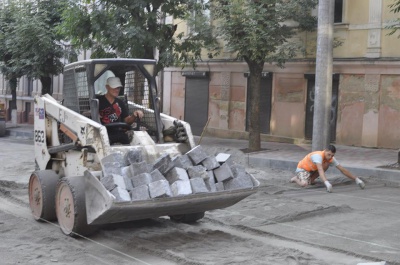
<box><xmin>169</xmin><ymin>212</ymin><xmax>205</xmax><ymax>223</ymax></box>
<box><xmin>55</xmin><ymin>176</ymin><xmax>93</xmax><ymax>237</ymax></box>
<box><xmin>28</xmin><ymin>170</ymin><xmax>59</xmax><ymax>222</ymax></box>
<box><xmin>0</xmin><ymin>120</ymin><xmax>5</xmax><ymax>137</ymax></box>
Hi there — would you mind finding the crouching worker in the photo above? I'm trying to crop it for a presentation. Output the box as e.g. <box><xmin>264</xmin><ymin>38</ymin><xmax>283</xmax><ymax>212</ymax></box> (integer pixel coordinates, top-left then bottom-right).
<box><xmin>290</xmin><ymin>145</ymin><xmax>365</xmax><ymax>192</ymax></box>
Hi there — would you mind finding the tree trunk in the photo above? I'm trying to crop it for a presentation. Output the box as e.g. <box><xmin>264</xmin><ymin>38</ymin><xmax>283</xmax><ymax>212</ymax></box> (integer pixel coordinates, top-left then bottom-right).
<box><xmin>246</xmin><ymin>59</ymin><xmax>264</xmax><ymax>152</ymax></box>
<box><xmin>312</xmin><ymin>0</ymin><xmax>334</xmax><ymax>151</ymax></box>
<box><xmin>40</xmin><ymin>76</ymin><xmax>52</xmax><ymax>95</ymax></box>
<box><xmin>9</xmin><ymin>77</ymin><xmax>17</xmax><ymax>110</ymax></box>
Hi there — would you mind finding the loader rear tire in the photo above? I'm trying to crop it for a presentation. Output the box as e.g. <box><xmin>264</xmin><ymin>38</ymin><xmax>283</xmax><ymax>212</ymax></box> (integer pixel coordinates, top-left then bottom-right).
<box><xmin>55</xmin><ymin>176</ymin><xmax>95</xmax><ymax>237</ymax></box>
<box><xmin>0</xmin><ymin>120</ymin><xmax>5</xmax><ymax>137</ymax></box>
<box><xmin>28</xmin><ymin>170</ymin><xmax>59</xmax><ymax>222</ymax></box>
<box><xmin>169</xmin><ymin>212</ymin><xmax>205</xmax><ymax>223</ymax></box>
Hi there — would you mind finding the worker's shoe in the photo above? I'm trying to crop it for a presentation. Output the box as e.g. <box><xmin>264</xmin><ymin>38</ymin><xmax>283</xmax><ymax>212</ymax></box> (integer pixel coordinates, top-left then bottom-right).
<box><xmin>355</xmin><ymin>178</ymin><xmax>365</xmax><ymax>189</ymax></box>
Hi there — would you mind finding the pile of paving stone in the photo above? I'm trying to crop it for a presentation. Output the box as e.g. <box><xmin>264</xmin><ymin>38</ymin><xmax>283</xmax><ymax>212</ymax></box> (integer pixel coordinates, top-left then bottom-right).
<box><xmin>87</xmin><ymin>145</ymin><xmax>255</xmax><ymax>202</ymax></box>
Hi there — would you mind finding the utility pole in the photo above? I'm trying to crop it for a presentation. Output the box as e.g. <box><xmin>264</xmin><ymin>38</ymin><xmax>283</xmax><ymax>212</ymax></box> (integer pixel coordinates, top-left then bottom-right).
<box><xmin>312</xmin><ymin>0</ymin><xmax>335</xmax><ymax>151</ymax></box>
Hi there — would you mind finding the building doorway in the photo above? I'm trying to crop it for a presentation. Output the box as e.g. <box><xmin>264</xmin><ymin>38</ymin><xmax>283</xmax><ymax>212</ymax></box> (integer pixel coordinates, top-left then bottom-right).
<box><xmin>246</xmin><ymin>73</ymin><xmax>273</xmax><ymax>134</ymax></box>
<box><xmin>183</xmin><ymin>72</ymin><xmax>209</xmax><ymax>136</ymax></box>
<box><xmin>304</xmin><ymin>74</ymin><xmax>339</xmax><ymax>141</ymax></box>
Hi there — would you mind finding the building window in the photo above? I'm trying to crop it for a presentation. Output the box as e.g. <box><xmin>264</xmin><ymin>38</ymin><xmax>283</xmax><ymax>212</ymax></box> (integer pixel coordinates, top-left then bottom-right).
<box><xmin>334</xmin><ymin>0</ymin><xmax>343</xmax><ymax>23</ymax></box>
<box><xmin>27</xmin><ymin>77</ymin><xmax>33</xmax><ymax>97</ymax></box>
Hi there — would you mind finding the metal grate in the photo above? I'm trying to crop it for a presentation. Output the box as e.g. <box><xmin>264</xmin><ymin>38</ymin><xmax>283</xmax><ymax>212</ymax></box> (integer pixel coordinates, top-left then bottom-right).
<box><xmin>124</xmin><ymin>71</ymin><xmax>157</xmax><ymax>134</ymax></box>
<box><xmin>60</xmin><ymin>61</ymin><xmax>160</xmax><ymax>143</ymax></box>
<box><xmin>62</xmin><ymin>67</ymin><xmax>89</xmax><ymax>116</ymax></box>
<box><xmin>60</xmin><ymin>67</ymin><xmax>90</xmax><ymax>143</ymax></box>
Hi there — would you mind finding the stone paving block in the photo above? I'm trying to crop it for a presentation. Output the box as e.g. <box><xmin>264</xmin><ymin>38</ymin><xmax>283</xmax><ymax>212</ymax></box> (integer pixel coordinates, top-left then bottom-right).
<box><xmin>130</xmin><ymin>185</ymin><xmax>150</xmax><ymax>201</ymax></box>
<box><xmin>121</xmin><ymin>166</ymin><xmax>130</xmax><ymax>178</ymax></box>
<box><xmin>165</xmin><ymin>167</ymin><xmax>190</xmax><ymax>184</ymax></box>
<box><xmin>131</xmin><ymin>172</ymin><xmax>153</xmax><ymax>187</ymax></box>
<box><xmin>187</xmin><ymin>165</ymin><xmax>209</xmax><ymax>180</ymax></box>
<box><xmin>100</xmin><ymin>175</ymin><xmax>117</xmax><ymax>191</ymax></box>
<box><xmin>123</xmin><ymin>176</ymin><xmax>134</xmax><ymax>191</ymax></box>
<box><xmin>171</xmin><ymin>180</ymin><xmax>192</xmax><ymax>196</ymax></box>
<box><xmin>111</xmin><ymin>186</ymin><xmax>131</xmax><ymax>202</ymax></box>
<box><xmin>151</xmin><ymin>153</ymin><xmax>174</xmax><ymax>175</ymax></box>
<box><xmin>100</xmin><ymin>174</ymin><xmax>126</xmax><ymax>191</ymax></box>
<box><xmin>150</xmin><ymin>169</ymin><xmax>167</xmax><ymax>182</ymax></box>
<box><xmin>216</xmin><ymin>182</ymin><xmax>225</xmax><ymax>191</ymax></box>
<box><xmin>129</xmin><ymin>161</ymin><xmax>149</xmax><ymax>177</ymax></box>
<box><xmin>102</xmin><ymin>152</ymin><xmax>124</xmax><ymax>165</ymax></box>
<box><xmin>190</xmin><ymin>178</ymin><xmax>209</xmax><ymax>194</ymax></box>
<box><xmin>224</xmin><ymin>173</ymin><xmax>254</xmax><ymax>190</ymax></box>
<box><xmin>124</xmin><ymin>149</ymin><xmax>143</xmax><ymax>165</ymax></box>
<box><xmin>230</xmin><ymin>163</ymin><xmax>246</xmax><ymax>177</ymax></box>
<box><xmin>201</xmin><ymin>156</ymin><xmax>220</xmax><ymax>170</ymax></box>
<box><xmin>102</xmin><ymin>162</ymin><xmax>122</xmax><ymax>178</ymax></box>
<box><xmin>148</xmin><ymin>179</ymin><xmax>172</xmax><ymax>198</ymax></box>
<box><xmin>215</xmin><ymin>153</ymin><xmax>231</xmax><ymax>164</ymax></box>
<box><xmin>186</xmin><ymin>145</ymin><xmax>208</xmax><ymax>165</ymax></box>
<box><xmin>213</xmin><ymin>163</ymin><xmax>234</xmax><ymax>182</ymax></box>
<box><xmin>205</xmin><ymin>170</ymin><xmax>217</xmax><ymax>192</ymax></box>
<box><xmin>172</xmin><ymin>154</ymin><xmax>193</xmax><ymax>169</ymax></box>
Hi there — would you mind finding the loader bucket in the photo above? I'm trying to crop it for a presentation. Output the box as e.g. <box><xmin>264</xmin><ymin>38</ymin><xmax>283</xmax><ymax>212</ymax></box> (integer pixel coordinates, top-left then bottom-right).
<box><xmin>84</xmin><ymin>171</ymin><xmax>259</xmax><ymax>225</ymax></box>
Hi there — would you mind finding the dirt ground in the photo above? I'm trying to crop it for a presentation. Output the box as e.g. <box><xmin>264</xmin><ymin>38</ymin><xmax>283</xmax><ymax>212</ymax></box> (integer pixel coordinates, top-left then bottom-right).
<box><xmin>0</xmin><ymin>137</ymin><xmax>399</xmax><ymax>265</ymax></box>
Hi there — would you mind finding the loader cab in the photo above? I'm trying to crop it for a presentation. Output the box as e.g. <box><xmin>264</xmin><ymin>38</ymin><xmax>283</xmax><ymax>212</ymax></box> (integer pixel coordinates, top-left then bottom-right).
<box><xmin>61</xmin><ymin>59</ymin><xmax>163</xmax><ymax>144</ymax></box>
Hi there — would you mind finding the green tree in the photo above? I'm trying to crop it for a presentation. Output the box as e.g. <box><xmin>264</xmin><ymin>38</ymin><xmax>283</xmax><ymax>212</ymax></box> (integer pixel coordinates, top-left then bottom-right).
<box><xmin>0</xmin><ymin>1</ymin><xmax>25</xmax><ymax>115</ymax></box>
<box><xmin>1</xmin><ymin>0</ymin><xmax>70</xmax><ymax>100</ymax></box>
<box><xmin>388</xmin><ymin>0</ymin><xmax>400</xmax><ymax>37</ymax></box>
<box><xmin>8</xmin><ymin>0</ymin><xmax>70</xmax><ymax>95</ymax></box>
<box><xmin>59</xmin><ymin>0</ymin><xmax>219</xmax><ymax>73</ymax></box>
<box><xmin>213</xmin><ymin>0</ymin><xmax>317</xmax><ymax>151</ymax></box>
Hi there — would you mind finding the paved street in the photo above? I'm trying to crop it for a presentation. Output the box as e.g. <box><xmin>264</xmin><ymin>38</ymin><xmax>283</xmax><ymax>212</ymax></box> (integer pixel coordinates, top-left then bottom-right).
<box><xmin>0</xmin><ymin>133</ymin><xmax>400</xmax><ymax>264</ymax></box>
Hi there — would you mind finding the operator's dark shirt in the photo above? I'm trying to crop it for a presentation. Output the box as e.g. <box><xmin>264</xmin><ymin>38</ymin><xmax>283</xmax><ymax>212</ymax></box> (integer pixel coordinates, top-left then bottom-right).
<box><xmin>98</xmin><ymin>95</ymin><xmax>130</xmax><ymax>144</ymax></box>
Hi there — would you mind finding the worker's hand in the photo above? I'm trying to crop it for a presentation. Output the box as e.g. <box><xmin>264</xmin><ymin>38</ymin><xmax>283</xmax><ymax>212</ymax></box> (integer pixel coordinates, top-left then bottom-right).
<box><xmin>324</xmin><ymin>181</ymin><xmax>332</xmax><ymax>193</ymax></box>
<box><xmin>355</xmin><ymin>178</ymin><xmax>365</xmax><ymax>189</ymax></box>
<box><xmin>133</xmin><ymin>110</ymin><xmax>144</xmax><ymax>119</ymax></box>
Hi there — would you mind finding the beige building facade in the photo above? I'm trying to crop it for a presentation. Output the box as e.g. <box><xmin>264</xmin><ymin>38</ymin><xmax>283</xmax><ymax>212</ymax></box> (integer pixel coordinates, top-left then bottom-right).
<box><xmin>1</xmin><ymin>1</ymin><xmax>399</xmax><ymax>149</ymax></box>
<box><xmin>163</xmin><ymin>0</ymin><xmax>400</xmax><ymax>149</ymax></box>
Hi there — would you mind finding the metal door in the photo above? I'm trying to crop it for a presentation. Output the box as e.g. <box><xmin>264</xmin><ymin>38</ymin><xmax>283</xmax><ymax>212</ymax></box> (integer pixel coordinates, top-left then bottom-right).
<box><xmin>305</xmin><ymin>74</ymin><xmax>339</xmax><ymax>141</ymax></box>
<box><xmin>246</xmin><ymin>73</ymin><xmax>272</xmax><ymax>134</ymax></box>
<box><xmin>184</xmin><ymin>76</ymin><xmax>209</xmax><ymax>136</ymax></box>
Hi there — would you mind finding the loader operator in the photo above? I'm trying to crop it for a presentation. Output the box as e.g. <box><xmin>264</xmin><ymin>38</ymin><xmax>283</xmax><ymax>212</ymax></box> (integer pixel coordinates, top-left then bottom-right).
<box><xmin>290</xmin><ymin>144</ymin><xmax>365</xmax><ymax>193</ymax></box>
<box><xmin>98</xmin><ymin>77</ymin><xmax>143</xmax><ymax>144</ymax></box>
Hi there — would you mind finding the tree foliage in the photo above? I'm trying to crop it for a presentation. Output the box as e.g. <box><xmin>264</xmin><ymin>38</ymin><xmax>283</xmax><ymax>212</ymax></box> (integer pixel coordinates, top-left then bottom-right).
<box><xmin>213</xmin><ymin>0</ymin><xmax>317</xmax><ymax>66</ymax></box>
<box><xmin>0</xmin><ymin>0</ymin><xmax>70</xmax><ymax>96</ymax></box>
<box><xmin>0</xmin><ymin>1</ymin><xmax>26</xmax><ymax>110</ymax></box>
<box><xmin>213</xmin><ymin>0</ymin><xmax>317</xmax><ymax>151</ymax></box>
<box><xmin>388</xmin><ymin>0</ymin><xmax>400</xmax><ymax>37</ymax></box>
<box><xmin>59</xmin><ymin>0</ymin><xmax>220</xmax><ymax>73</ymax></box>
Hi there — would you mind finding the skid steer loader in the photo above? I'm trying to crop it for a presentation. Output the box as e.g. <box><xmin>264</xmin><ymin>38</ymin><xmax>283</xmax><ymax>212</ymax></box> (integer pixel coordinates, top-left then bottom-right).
<box><xmin>29</xmin><ymin>58</ymin><xmax>259</xmax><ymax>237</ymax></box>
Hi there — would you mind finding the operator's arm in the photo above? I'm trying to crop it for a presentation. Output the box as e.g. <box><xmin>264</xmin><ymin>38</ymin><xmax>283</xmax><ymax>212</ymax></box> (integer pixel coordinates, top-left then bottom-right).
<box><xmin>124</xmin><ymin>110</ymin><xmax>143</xmax><ymax>125</ymax></box>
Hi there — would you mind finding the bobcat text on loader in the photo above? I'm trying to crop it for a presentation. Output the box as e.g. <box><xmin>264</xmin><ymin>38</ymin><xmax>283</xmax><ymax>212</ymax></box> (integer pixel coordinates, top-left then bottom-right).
<box><xmin>29</xmin><ymin>58</ymin><xmax>259</xmax><ymax>237</ymax></box>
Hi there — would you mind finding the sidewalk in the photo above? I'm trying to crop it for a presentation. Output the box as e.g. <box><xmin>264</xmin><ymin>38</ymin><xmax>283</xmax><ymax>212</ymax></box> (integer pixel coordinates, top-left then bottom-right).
<box><xmin>5</xmin><ymin>123</ymin><xmax>34</xmax><ymax>139</ymax></box>
<box><xmin>4</xmin><ymin>123</ymin><xmax>400</xmax><ymax>183</ymax></box>
<box><xmin>197</xmin><ymin>136</ymin><xmax>400</xmax><ymax>183</ymax></box>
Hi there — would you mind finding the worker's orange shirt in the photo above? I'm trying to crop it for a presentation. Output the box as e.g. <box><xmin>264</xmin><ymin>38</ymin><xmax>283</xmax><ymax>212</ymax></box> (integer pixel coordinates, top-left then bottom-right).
<box><xmin>297</xmin><ymin>151</ymin><xmax>334</xmax><ymax>172</ymax></box>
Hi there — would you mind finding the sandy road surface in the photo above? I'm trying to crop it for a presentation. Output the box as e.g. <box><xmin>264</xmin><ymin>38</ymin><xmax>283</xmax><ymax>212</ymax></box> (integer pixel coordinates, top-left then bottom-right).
<box><xmin>0</xmin><ymin>137</ymin><xmax>399</xmax><ymax>265</ymax></box>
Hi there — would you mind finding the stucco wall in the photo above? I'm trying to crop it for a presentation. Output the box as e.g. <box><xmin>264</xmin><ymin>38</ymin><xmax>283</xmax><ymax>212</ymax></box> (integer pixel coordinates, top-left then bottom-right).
<box><xmin>378</xmin><ymin>75</ymin><xmax>400</xmax><ymax>147</ymax></box>
<box><xmin>271</xmin><ymin>73</ymin><xmax>306</xmax><ymax>138</ymax></box>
